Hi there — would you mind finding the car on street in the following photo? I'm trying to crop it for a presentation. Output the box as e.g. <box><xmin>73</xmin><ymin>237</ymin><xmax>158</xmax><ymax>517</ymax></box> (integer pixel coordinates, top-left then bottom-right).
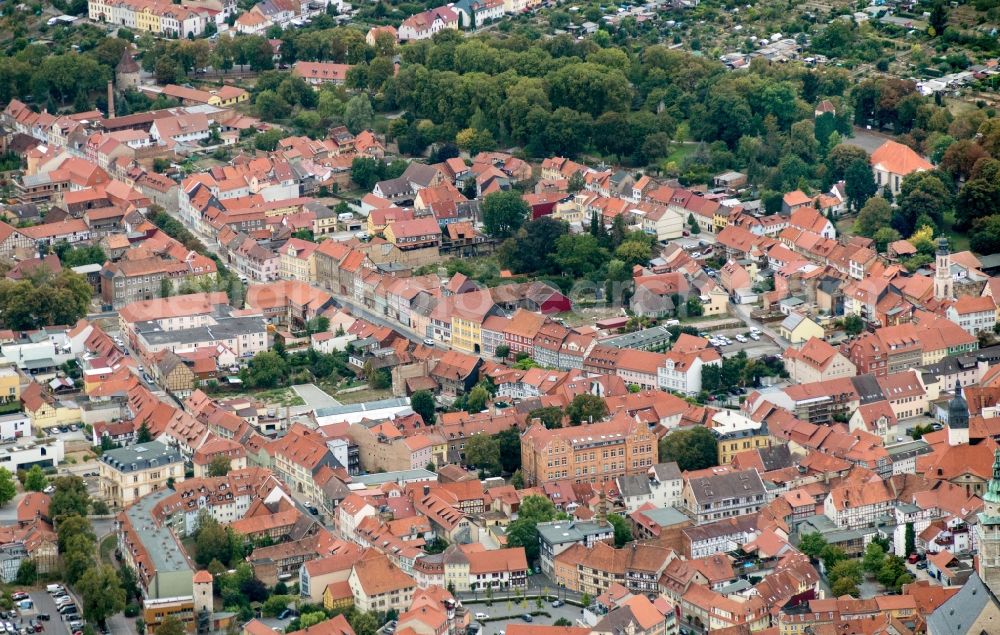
<box><xmin>522</xmin><ymin>615</ymin><xmax>532</xmax><ymax>622</ymax></box>
<box><xmin>423</xmin><ymin>338</ymin><xmax>435</xmax><ymax>347</ymax></box>
<box><xmin>474</xmin><ymin>614</ymin><xmax>489</xmax><ymax>621</ymax></box>
<box><xmin>551</xmin><ymin>600</ymin><xmax>563</xmax><ymax>607</ymax></box>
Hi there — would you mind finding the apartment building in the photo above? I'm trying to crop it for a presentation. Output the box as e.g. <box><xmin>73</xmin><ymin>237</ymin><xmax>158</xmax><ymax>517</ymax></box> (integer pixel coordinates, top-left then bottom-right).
<box><xmin>100</xmin><ymin>441</ymin><xmax>185</xmax><ymax>508</ymax></box>
<box><xmin>348</xmin><ymin>551</ymin><xmax>417</xmax><ymax>613</ymax></box>
<box><xmin>681</xmin><ymin>468</ymin><xmax>767</xmax><ymax>525</ymax></box>
<box><xmin>537</xmin><ymin>520</ymin><xmax>614</xmax><ymax>576</ymax></box>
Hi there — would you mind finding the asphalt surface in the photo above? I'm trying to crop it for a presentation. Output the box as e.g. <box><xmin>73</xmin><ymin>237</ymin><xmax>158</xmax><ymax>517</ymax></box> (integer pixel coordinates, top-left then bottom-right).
<box><xmin>465</xmin><ymin>600</ymin><xmax>587</xmax><ymax>635</ymax></box>
<box><xmin>291</xmin><ymin>384</ymin><xmax>342</xmax><ymax>410</ymax></box>
<box><xmin>27</xmin><ymin>592</ymin><xmax>71</xmax><ymax>635</ymax></box>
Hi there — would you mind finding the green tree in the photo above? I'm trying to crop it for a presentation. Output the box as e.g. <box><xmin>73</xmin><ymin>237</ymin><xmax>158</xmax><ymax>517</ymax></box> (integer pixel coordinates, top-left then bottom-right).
<box><xmin>687</xmin><ymin>213</ymin><xmax>701</xmax><ymax>235</ymax></box>
<box><xmin>63</xmin><ymin>534</ymin><xmax>97</xmax><ymax>584</ymax></box>
<box><xmin>905</xmin><ymin>523</ymin><xmax>916</xmax><ymax>557</ymax></box>
<box><xmin>57</xmin><ymin>514</ymin><xmax>96</xmax><ymax>552</ymax></box>
<box><xmin>821</xmin><ymin>545</ymin><xmax>848</xmax><ymax>571</ymax></box>
<box><xmin>873</xmin><ymin>227</ymin><xmax>902</xmax><ymax>253</ymax></box>
<box><xmin>78</xmin><ymin>565</ymin><xmax>127</xmax><ymax>627</ymax></box>
<box><xmin>207</xmin><ymin>455</ymin><xmax>231</xmax><ymax>477</ymax></box>
<box><xmin>831</xmin><ymin>576</ymin><xmax>859</xmax><ymax>597</ymax></box>
<box><xmin>23</xmin><ymin>465</ymin><xmax>47</xmax><ymax>492</ymax></box>
<box><xmin>615</xmin><ymin>240</ymin><xmax>652</xmax><ymax>268</ymax></box>
<box><xmin>527</xmin><ymin>406</ymin><xmax>564</xmax><ymax>429</ymax></box>
<box><xmin>351</xmin><ymin>157</ymin><xmax>381</xmax><ymax>191</ymax></box>
<box><xmin>566</xmin><ymin>393</ymin><xmax>609</xmax><ymax>425</ymax></box>
<box><xmin>159</xmin><ymin>277</ymin><xmax>172</xmax><ymax>299</ymax></box>
<box><xmin>844</xmin><ymin>158</ymin><xmax>877</xmax><ymax>211</ymax></box>
<box><xmin>798</xmin><ymin>533</ymin><xmax>828</xmax><ymax>560</ymax></box>
<box><xmin>300</xmin><ymin>612</ymin><xmax>327</xmax><ymax>629</ymax></box>
<box><xmin>844</xmin><ymin>315</ymin><xmax>865</xmax><ymax>336</ymax></box>
<box><xmin>137</xmin><ymin>421</ymin><xmax>152</xmax><ymax>443</ymax></box>
<box><xmin>607</xmin><ymin>513</ymin><xmax>633</xmax><ymax>547</ymax></box>
<box><xmin>506</xmin><ymin>495</ymin><xmax>557</xmax><ymax>563</ymax></box>
<box><xmin>466</xmin><ymin>384</ymin><xmax>490</xmax><ymax>413</ymax></box>
<box><xmin>482</xmin><ymin>191</ymin><xmax>530</xmax><ymax>239</ymax></box>
<box><xmin>495</xmin><ymin>344</ymin><xmax>510</xmax><ymax>359</ymax></box>
<box><xmin>658</xmin><ymin>427</ymin><xmax>718</xmax><ymax>471</ymax></box>
<box><xmin>0</xmin><ymin>468</ymin><xmax>19</xmax><ymax>506</ymax></box>
<box><xmin>154</xmin><ymin>617</ymin><xmax>186</xmax><ymax>635</ymax></box>
<box><xmin>411</xmin><ymin>390</ymin><xmax>436</xmax><ymax>425</ymax></box>
<box><xmin>894</xmin><ymin>171</ymin><xmax>952</xmax><ymax>235</ymax></box>
<box><xmin>15</xmin><ymin>559</ymin><xmax>36</xmax><ymax>585</ymax></box>
<box><xmin>195</xmin><ymin>511</ymin><xmax>233</xmax><ymax>567</ymax></box>
<box><xmin>243</xmin><ymin>351</ymin><xmax>289</xmax><ymax>389</ymax></box>
<box><xmin>464</xmin><ymin>435</ymin><xmax>501</xmax><ymax>475</ymax></box>
<box><xmin>344</xmin><ymin>94</ymin><xmax>374</xmax><ymax>133</ymax></box>
<box><xmin>863</xmin><ymin>541</ymin><xmax>887</xmax><ymax>575</ymax></box>
<box><xmin>511</xmin><ymin>469</ymin><xmax>525</xmax><ymax>489</ymax></box>
<box><xmin>854</xmin><ymin>197</ymin><xmax>893</xmax><ymax>237</ymax></box>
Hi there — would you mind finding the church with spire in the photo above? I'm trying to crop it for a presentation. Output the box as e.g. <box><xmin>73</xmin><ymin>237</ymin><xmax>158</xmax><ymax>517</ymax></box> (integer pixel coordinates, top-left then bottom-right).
<box><xmin>948</xmin><ymin>382</ymin><xmax>969</xmax><ymax>447</ymax></box>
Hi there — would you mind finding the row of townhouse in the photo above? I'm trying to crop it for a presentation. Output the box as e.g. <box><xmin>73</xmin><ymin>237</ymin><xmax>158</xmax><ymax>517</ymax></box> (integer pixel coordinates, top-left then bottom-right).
<box><xmin>88</xmin><ymin>0</ymin><xmax>212</xmax><ymax>38</ymax></box>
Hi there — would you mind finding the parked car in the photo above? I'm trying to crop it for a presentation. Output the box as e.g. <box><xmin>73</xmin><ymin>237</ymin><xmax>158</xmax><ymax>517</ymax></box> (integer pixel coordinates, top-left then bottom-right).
<box><xmin>11</xmin><ymin>593</ymin><xmax>27</xmax><ymax>602</ymax></box>
<box><xmin>423</xmin><ymin>338</ymin><xmax>435</xmax><ymax>347</ymax></box>
<box><xmin>916</xmin><ymin>561</ymin><xmax>928</xmax><ymax>570</ymax></box>
<box><xmin>522</xmin><ymin>615</ymin><xmax>533</xmax><ymax>623</ymax></box>
<box><xmin>36</xmin><ymin>616</ymin><xmax>49</xmax><ymax>623</ymax></box>
<box><xmin>551</xmin><ymin>600</ymin><xmax>563</xmax><ymax>608</ymax></box>
<box><xmin>749</xmin><ymin>333</ymin><xmax>760</xmax><ymax>341</ymax></box>
<box><xmin>474</xmin><ymin>614</ymin><xmax>489</xmax><ymax>621</ymax></box>
<box><xmin>735</xmin><ymin>334</ymin><xmax>747</xmax><ymax>343</ymax></box>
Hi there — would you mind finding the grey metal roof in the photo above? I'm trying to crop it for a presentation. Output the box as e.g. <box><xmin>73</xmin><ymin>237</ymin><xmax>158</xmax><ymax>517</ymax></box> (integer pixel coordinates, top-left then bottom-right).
<box><xmin>616</xmin><ymin>474</ymin><xmax>651</xmax><ymax>499</ymax></box>
<box><xmin>353</xmin><ymin>468</ymin><xmax>436</xmax><ymax>486</ymax></box>
<box><xmin>601</xmin><ymin>325</ymin><xmax>673</xmax><ymax>350</ymax></box>
<box><xmin>652</xmin><ymin>462</ymin><xmax>682</xmax><ymax>482</ymax></box>
<box><xmin>687</xmin><ymin>468</ymin><xmax>766</xmax><ymax>505</ymax></box>
<box><xmin>637</xmin><ymin>507</ymin><xmax>689</xmax><ymax>527</ymax></box>
<box><xmin>136</xmin><ymin>315</ymin><xmax>266</xmax><ymax>346</ymax></box>
<box><xmin>536</xmin><ymin>520</ymin><xmax>612</xmax><ymax>546</ymax></box>
<box><xmin>927</xmin><ymin>572</ymin><xmax>999</xmax><ymax>635</ymax></box>
<box><xmin>313</xmin><ymin>397</ymin><xmax>410</xmax><ymax>419</ymax></box>
<box><xmin>100</xmin><ymin>441</ymin><xmax>183</xmax><ymax>473</ymax></box>
<box><xmin>123</xmin><ymin>488</ymin><xmax>192</xmax><ymax>579</ymax></box>
<box><xmin>851</xmin><ymin>374</ymin><xmax>884</xmax><ymax>405</ymax></box>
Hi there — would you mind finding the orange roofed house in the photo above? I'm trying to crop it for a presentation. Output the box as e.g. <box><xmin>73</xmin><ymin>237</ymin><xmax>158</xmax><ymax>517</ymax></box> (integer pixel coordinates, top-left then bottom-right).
<box><xmin>870</xmin><ymin>140</ymin><xmax>933</xmax><ymax>196</ymax></box>
<box><xmin>520</xmin><ymin>417</ymin><xmax>657</xmax><ymax>486</ymax></box>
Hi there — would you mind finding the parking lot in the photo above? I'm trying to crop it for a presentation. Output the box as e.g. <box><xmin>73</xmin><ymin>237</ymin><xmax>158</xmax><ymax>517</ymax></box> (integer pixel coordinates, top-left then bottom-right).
<box><xmin>699</xmin><ymin>326</ymin><xmax>783</xmax><ymax>360</ymax></box>
<box><xmin>466</xmin><ymin>600</ymin><xmax>587</xmax><ymax>635</ymax></box>
<box><xmin>27</xmin><ymin>591</ymin><xmax>71</xmax><ymax>635</ymax></box>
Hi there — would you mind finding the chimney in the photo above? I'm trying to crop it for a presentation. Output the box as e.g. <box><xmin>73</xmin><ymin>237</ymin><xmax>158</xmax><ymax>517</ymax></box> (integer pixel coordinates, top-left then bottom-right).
<box><xmin>107</xmin><ymin>80</ymin><xmax>115</xmax><ymax>120</ymax></box>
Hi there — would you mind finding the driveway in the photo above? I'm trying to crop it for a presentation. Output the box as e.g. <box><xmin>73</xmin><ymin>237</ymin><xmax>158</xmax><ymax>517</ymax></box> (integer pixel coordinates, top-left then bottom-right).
<box><xmin>291</xmin><ymin>384</ymin><xmax>341</xmax><ymax>410</ymax></box>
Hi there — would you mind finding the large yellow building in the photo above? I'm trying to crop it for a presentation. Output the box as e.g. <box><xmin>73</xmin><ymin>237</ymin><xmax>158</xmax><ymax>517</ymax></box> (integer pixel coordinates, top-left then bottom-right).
<box><xmin>0</xmin><ymin>365</ymin><xmax>19</xmax><ymax>406</ymax></box>
<box><xmin>710</xmin><ymin>410</ymin><xmax>771</xmax><ymax>465</ymax></box>
<box><xmin>99</xmin><ymin>441</ymin><xmax>185</xmax><ymax>508</ymax></box>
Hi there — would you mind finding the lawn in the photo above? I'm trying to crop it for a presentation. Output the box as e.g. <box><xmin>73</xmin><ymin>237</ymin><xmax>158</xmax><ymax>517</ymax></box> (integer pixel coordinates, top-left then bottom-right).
<box><xmin>942</xmin><ymin>211</ymin><xmax>972</xmax><ymax>254</ymax></box>
<box><xmin>99</xmin><ymin>534</ymin><xmax>117</xmax><ymax>566</ymax></box>
<box><xmin>334</xmin><ymin>387</ymin><xmax>394</xmax><ymax>404</ymax></box>
<box><xmin>664</xmin><ymin>143</ymin><xmax>697</xmax><ymax>166</ymax></box>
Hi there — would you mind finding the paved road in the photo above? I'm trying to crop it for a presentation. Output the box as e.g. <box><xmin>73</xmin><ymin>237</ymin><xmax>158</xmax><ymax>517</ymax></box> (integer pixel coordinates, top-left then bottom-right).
<box><xmin>291</xmin><ymin>383</ymin><xmax>341</xmax><ymax>410</ymax></box>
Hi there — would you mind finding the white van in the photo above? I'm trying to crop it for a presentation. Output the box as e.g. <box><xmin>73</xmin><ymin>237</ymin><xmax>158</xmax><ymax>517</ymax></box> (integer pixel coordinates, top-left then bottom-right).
<box><xmin>46</xmin><ymin>585</ymin><xmax>63</xmax><ymax>594</ymax></box>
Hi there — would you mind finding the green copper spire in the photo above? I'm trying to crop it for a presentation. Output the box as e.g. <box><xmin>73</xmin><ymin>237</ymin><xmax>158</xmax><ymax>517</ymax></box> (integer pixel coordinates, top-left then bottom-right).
<box><xmin>986</xmin><ymin>449</ymin><xmax>1000</xmax><ymax>505</ymax></box>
